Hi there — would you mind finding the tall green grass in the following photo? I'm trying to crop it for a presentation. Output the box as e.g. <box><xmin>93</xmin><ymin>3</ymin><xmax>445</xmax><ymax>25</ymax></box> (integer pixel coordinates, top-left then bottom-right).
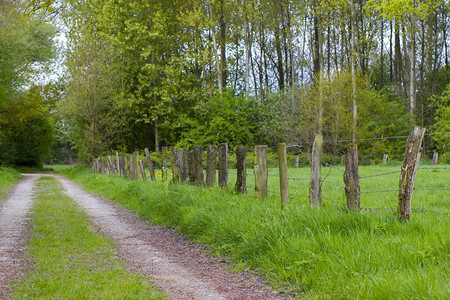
<box><xmin>61</xmin><ymin>165</ymin><xmax>449</xmax><ymax>298</ymax></box>
<box><xmin>0</xmin><ymin>167</ymin><xmax>22</xmax><ymax>198</ymax></box>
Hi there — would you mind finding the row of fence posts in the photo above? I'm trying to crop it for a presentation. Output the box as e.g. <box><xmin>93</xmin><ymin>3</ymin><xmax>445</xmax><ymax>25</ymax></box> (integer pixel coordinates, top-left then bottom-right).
<box><xmin>92</xmin><ymin>126</ymin><xmax>427</xmax><ymax>221</ymax></box>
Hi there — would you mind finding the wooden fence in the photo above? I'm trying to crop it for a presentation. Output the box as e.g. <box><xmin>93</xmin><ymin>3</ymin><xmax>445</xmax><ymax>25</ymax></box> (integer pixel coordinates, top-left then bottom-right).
<box><xmin>93</xmin><ymin>126</ymin><xmax>435</xmax><ymax>221</ymax></box>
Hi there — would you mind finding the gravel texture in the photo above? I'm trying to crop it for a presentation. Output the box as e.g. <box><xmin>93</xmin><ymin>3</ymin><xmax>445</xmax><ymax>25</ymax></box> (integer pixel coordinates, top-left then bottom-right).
<box><xmin>0</xmin><ymin>175</ymin><xmax>37</xmax><ymax>299</ymax></box>
<box><xmin>56</xmin><ymin>175</ymin><xmax>286</xmax><ymax>300</ymax></box>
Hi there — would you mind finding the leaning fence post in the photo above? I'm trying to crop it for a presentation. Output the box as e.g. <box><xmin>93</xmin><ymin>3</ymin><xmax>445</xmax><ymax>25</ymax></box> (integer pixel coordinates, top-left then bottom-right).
<box><xmin>235</xmin><ymin>146</ymin><xmax>247</xmax><ymax>194</ymax></box>
<box><xmin>309</xmin><ymin>134</ymin><xmax>323</xmax><ymax>208</ymax></box>
<box><xmin>218</xmin><ymin>143</ymin><xmax>228</xmax><ymax>188</ymax></box>
<box><xmin>139</xmin><ymin>159</ymin><xmax>147</xmax><ymax>181</ymax></box>
<box><xmin>382</xmin><ymin>154</ymin><xmax>388</xmax><ymax>166</ymax></box>
<box><xmin>432</xmin><ymin>152</ymin><xmax>439</xmax><ymax>165</ymax></box>
<box><xmin>343</xmin><ymin>144</ymin><xmax>360</xmax><ymax>211</ymax></box>
<box><xmin>254</xmin><ymin>145</ymin><xmax>268</xmax><ymax>198</ymax></box>
<box><xmin>206</xmin><ymin>145</ymin><xmax>218</xmax><ymax>187</ymax></box>
<box><xmin>194</xmin><ymin>145</ymin><xmax>204</xmax><ymax>186</ymax></box>
<box><xmin>398</xmin><ymin>126</ymin><xmax>426</xmax><ymax>221</ymax></box>
<box><xmin>278</xmin><ymin>143</ymin><xmax>289</xmax><ymax>203</ymax></box>
<box><xmin>144</xmin><ymin>148</ymin><xmax>156</xmax><ymax>181</ymax></box>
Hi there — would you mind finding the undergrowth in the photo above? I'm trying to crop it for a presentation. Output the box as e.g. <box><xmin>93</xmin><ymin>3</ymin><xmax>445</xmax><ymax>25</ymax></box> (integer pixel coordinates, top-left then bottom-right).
<box><xmin>61</xmin><ymin>166</ymin><xmax>449</xmax><ymax>299</ymax></box>
<box><xmin>0</xmin><ymin>167</ymin><xmax>22</xmax><ymax>198</ymax></box>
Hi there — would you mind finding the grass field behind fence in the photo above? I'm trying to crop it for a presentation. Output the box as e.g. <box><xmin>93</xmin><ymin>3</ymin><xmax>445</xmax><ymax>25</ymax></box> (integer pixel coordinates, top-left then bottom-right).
<box><xmin>60</xmin><ymin>164</ymin><xmax>450</xmax><ymax>299</ymax></box>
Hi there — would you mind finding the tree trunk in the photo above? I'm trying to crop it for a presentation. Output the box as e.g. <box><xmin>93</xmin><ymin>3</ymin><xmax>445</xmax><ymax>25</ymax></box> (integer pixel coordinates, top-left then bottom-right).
<box><xmin>154</xmin><ymin>117</ymin><xmax>160</xmax><ymax>153</ymax></box>
<box><xmin>351</xmin><ymin>0</ymin><xmax>357</xmax><ymax>143</ymax></box>
<box><xmin>219</xmin><ymin>0</ymin><xmax>227</xmax><ymax>89</ymax></box>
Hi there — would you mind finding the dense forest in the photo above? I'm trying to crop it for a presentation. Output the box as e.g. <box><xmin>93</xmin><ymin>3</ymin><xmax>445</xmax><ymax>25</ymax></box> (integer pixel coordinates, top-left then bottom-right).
<box><xmin>0</xmin><ymin>0</ymin><xmax>449</xmax><ymax>166</ymax></box>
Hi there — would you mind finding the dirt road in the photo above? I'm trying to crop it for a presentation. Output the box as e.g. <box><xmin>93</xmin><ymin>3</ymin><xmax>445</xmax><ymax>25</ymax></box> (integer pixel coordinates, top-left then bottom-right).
<box><xmin>0</xmin><ymin>174</ymin><xmax>284</xmax><ymax>299</ymax></box>
<box><xmin>0</xmin><ymin>175</ymin><xmax>37</xmax><ymax>298</ymax></box>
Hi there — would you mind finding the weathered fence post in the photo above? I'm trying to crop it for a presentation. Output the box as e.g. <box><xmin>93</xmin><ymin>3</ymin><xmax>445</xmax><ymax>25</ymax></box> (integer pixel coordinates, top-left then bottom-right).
<box><xmin>162</xmin><ymin>146</ymin><xmax>168</xmax><ymax>182</ymax></box>
<box><xmin>432</xmin><ymin>152</ymin><xmax>439</xmax><ymax>165</ymax></box>
<box><xmin>295</xmin><ymin>155</ymin><xmax>299</xmax><ymax>168</ymax></box>
<box><xmin>139</xmin><ymin>159</ymin><xmax>147</xmax><ymax>181</ymax></box>
<box><xmin>254</xmin><ymin>145</ymin><xmax>268</xmax><ymax>198</ymax></box>
<box><xmin>382</xmin><ymin>154</ymin><xmax>388</xmax><ymax>166</ymax></box>
<box><xmin>124</xmin><ymin>155</ymin><xmax>131</xmax><ymax>179</ymax></box>
<box><xmin>398</xmin><ymin>126</ymin><xmax>426</xmax><ymax>221</ymax></box>
<box><xmin>114</xmin><ymin>151</ymin><xmax>120</xmax><ymax>175</ymax></box>
<box><xmin>175</xmin><ymin>148</ymin><xmax>185</xmax><ymax>183</ymax></box>
<box><xmin>343</xmin><ymin>144</ymin><xmax>360</xmax><ymax>211</ymax></box>
<box><xmin>206</xmin><ymin>145</ymin><xmax>218</xmax><ymax>187</ymax></box>
<box><xmin>194</xmin><ymin>145</ymin><xmax>204</xmax><ymax>186</ymax></box>
<box><xmin>278</xmin><ymin>143</ymin><xmax>289</xmax><ymax>203</ymax></box>
<box><xmin>218</xmin><ymin>143</ymin><xmax>228</xmax><ymax>188</ymax></box>
<box><xmin>235</xmin><ymin>146</ymin><xmax>247</xmax><ymax>194</ymax></box>
<box><xmin>171</xmin><ymin>148</ymin><xmax>180</xmax><ymax>183</ymax></box>
<box><xmin>132</xmin><ymin>152</ymin><xmax>140</xmax><ymax>181</ymax></box>
<box><xmin>188</xmin><ymin>150</ymin><xmax>195</xmax><ymax>183</ymax></box>
<box><xmin>119</xmin><ymin>156</ymin><xmax>126</xmax><ymax>178</ymax></box>
<box><xmin>144</xmin><ymin>148</ymin><xmax>156</xmax><ymax>181</ymax></box>
<box><xmin>182</xmin><ymin>148</ymin><xmax>189</xmax><ymax>182</ymax></box>
<box><xmin>309</xmin><ymin>134</ymin><xmax>323</xmax><ymax>208</ymax></box>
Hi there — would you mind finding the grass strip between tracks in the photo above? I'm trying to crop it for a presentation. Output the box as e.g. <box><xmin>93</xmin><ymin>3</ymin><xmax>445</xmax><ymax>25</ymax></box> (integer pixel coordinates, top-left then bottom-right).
<box><xmin>13</xmin><ymin>176</ymin><xmax>166</xmax><ymax>299</ymax></box>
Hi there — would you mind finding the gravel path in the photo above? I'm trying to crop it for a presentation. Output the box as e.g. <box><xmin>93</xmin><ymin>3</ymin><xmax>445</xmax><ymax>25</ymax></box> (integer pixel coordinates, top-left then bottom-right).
<box><xmin>0</xmin><ymin>175</ymin><xmax>285</xmax><ymax>299</ymax></box>
<box><xmin>56</xmin><ymin>175</ymin><xmax>285</xmax><ymax>300</ymax></box>
<box><xmin>0</xmin><ymin>175</ymin><xmax>37</xmax><ymax>299</ymax></box>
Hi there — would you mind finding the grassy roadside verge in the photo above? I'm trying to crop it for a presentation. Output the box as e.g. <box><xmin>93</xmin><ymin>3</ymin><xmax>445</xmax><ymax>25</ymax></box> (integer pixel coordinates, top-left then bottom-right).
<box><xmin>0</xmin><ymin>167</ymin><xmax>22</xmax><ymax>198</ymax></box>
<box><xmin>61</xmin><ymin>166</ymin><xmax>449</xmax><ymax>299</ymax></box>
<box><xmin>13</xmin><ymin>176</ymin><xmax>166</xmax><ymax>299</ymax></box>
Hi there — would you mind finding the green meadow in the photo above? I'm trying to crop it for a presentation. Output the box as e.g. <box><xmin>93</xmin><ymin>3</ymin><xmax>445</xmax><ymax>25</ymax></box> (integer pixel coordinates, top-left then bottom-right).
<box><xmin>60</xmin><ymin>163</ymin><xmax>449</xmax><ymax>299</ymax></box>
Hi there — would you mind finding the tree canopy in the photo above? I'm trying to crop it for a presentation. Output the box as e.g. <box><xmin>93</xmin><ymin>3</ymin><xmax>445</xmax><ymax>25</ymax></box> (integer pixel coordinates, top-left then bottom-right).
<box><xmin>1</xmin><ymin>0</ymin><xmax>449</xmax><ymax>165</ymax></box>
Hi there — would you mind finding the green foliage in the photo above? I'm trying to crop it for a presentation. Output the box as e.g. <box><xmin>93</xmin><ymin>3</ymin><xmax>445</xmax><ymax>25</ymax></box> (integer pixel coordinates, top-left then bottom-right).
<box><xmin>0</xmin><ymin>86</ymin><xmax>55</xmax><ymax>167</ymax></box>
<box><xmin>62</xmin><ymin>166</ymin><xmax>449</xmax><ymax>298</ymax></box>
<box><xmin>431</xmin><ymin>83</ymin><xmax>450</xmax><ymax>161</ymax></box>
<box><xmin>0</xmin><ymin>1</ymin><xmax>56</xmax><ymax>167</ymax></box>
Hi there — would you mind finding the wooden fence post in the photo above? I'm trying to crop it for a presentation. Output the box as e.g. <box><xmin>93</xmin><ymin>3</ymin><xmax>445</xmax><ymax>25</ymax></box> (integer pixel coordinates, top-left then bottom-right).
<box><xmin>188</xmin><ymin>150</ymin><xmax>195</xmax><ymax>183</ymax></box>
<box><xmin>432</xmin><ymin>152</ymin><xmax>439</xmax><ymax>165</ymax></box>
<box><xmin>295</xmin><ymin>155</ymin><xmax>299</xmax><ymax>168</ymax></box>
<box><xmin>309</xmin><ymin>134</ymin><xmax>323</xmax><ymax>208</ymax></box>
<box><xmin>132</xmin><ymin>151</ymin><xmax>140</xmax><ymax>181</ymax></box>
<box><xmin>182</xmin><ymin>148</ymin><xmax>189</xmax><ymax>182</ymax></box>
<box><xmin>194</xmin><ymin>145</ymin><xmax>204</xmax><ymax>186</ymax></box>
<box><xmin>139</xmin><ymin>159</ymin><xmax>147</xmax><ymax>181</ymax></box>
<box><xmin>278</xmin><ymin>143</ymin><xmax>289</xmax><ymax>203</ymax></box>
<box><xmin>206</xmin><ymin>145</ymin><xmax>218</xmax><ymax>187</ymax></box>
<box><xmin>171</xmin><ymin>148</ymin><xmax>180</xmax><ymax>183</ymax></box>
<box><xmin>254</xmin><ymin>145</ymin><xmax>268</xmax><ymax>198</ymax></box>
<box><xmin>398</xmin><ymin>126</ymin><xmax>426</xmax><ymax>221</ymax></box>
<box><xmin>144</xmin><ymin>148</ymin><xmax>156</xmax><ymax>181</ymax></box>
<box><xmin>343</xmin><ymin>144</ymin><xmax>360</xmax><ymax>211</ymax></box>
<box><xmin>119</xmin><ymin>156</ymin><xmax>125</xmax><ymax>177</ymax></box>
<box><xmin>235</xmin><ymin>146</ymin><xmax>247</xmax><ymax>194</ymax></box>
<box><xmin>175</xmin><ymin>148</ymin><xmax>185</xmax><ymax>183</ymax></box>
<box><xmin>162</xmin><ymin>146</ymin><xmax>168</xmax><ymax>182</ymax></box>
<box><xmin>382</xmin><ymin>154</ymin><xmax>388</xmax><ymax>166</ymax></box>
<box><xmin>124</xmin><ymin>155</ymin><xmax>131</xmax><ymax>179</ymax></box>
<box><xmin>218</xmin><ymin>143</ymin><xmax>228</xmax><ymax>188</ymax></box>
